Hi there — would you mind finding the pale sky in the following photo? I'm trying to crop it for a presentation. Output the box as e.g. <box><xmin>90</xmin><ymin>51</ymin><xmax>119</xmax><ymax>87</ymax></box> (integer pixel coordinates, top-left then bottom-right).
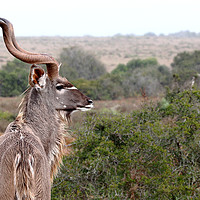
<box><xmin>1</xmin><ymin>0</ymin><xmax>200</xmax><ymax>36</ymax></box>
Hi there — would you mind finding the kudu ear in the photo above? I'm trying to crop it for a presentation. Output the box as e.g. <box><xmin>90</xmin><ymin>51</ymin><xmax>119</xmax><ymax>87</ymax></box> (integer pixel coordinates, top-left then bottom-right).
<box><xmin>29</xmin><ymin>64</ymin><xmax>47</xmax><ymax>90</ymax></box>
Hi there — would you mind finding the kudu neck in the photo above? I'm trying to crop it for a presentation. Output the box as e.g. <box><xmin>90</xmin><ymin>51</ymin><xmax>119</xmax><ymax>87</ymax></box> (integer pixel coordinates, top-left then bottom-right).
<box><xmin>16</xmin><ymin>85</ymin><xmax>66</xmax><ymax>179</ymax></box>
<box><xmin>21</xmin><ymin>87</ymin><xmax>61</xmax><ymax>138</ymax></box>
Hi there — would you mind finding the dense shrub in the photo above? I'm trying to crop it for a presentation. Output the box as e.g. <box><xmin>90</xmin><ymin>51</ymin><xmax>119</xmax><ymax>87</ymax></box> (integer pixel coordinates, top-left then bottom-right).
<box><xmin>52</xmin><ymin>89</ymin><xmax>200</xmax><ymax>199</ymax></box>
<box><xmin>0</xmin><ymin>111</ymin><xmax>15</xmax><ymax>132</ymax></box>
<box><xmin>72</xmin><ymin>79</ymin><xmax>100</xmax><ymax>100</ymax></box>
<box><xmin>0</xmin><ymin>59</ymin><xmax>29</xmax><ymax>97</ymax></box>
<box><xmin>72</xmin><ymin>58</ymin><xmax>171</xmax><ymax>100</ymax></box>
<box><xmin>59</xmin><ymin>47</ymin><xmax>106</xmax><ymax>81</ymax></box>
<box><xmin>112</xmin><ymin>58</ymin><xmax>158</xmax><ymax>75</ymax></box>
<box><xmin>112</xmin><ymin>58</ymin><xmax>171</xmax><ymax>97</ymax></box>
<box><xmin>171</xmin><ymin>50</ymin><xmax>200</xmax><ymax>87</ymax></box>
<box><xmin>121</xmin><ymin>64</ymin><xmax>170</xmax><ymax>97</ymax></box>
<box><xmin>72</xmin><ymin>74</ymin><xmax>124</xmax><ymax>100</ymax></box>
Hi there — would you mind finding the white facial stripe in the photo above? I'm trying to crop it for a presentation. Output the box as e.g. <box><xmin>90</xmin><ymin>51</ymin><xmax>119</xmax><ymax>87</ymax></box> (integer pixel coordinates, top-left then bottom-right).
<box><xmin>56</xmin><ymin>83</ymin><xmax>63</xmax><ymax>87</ymax></box>
<box><xmin>77</xmin><ymin>107</ymin><xmax>90</xmax><ymax>111</ymax></box>
<box><xmin>77</xmin><ymin>106</ymin><xmax>94</xmax><ymax>111</ymax></box>
<box><xmin>67</xmin><ymin>86</ymin><xmax>78</xmax><ymax>90</ymax></box>
<box><xmin>56</xmin><ymin>84</ymin><xmax>77</xmax><ymax>92</ymax></box>
<box><xmin>85</xmin><ymin>104</ymin><xmax>94</xmax><ymax>109</ymax></box>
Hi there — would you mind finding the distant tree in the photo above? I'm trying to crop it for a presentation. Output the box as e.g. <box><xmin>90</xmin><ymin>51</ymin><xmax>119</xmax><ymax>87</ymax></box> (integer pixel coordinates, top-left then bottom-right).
<box><xmin>172</xmin><ymin>51</ymin><xmax>200</xmax><ymax>71</ymax></box>
<box><xmin>112</xmin><ymin>58</ymin><xmax>158</xmax><ymax>75</ymax></box>
<box><xmin>72</xmin><ymin>74</ymin><xmax>123</xmax><ymax>100</ymax></box>
<box><xmin>111</xmin><ymin>63</ymin><xmax>127</xmax><ymax>75</ymax></box>
<box><xmin>59</xmin><ymin>47</ymin><xmax>106</xmax><ymax>81</ymax></box>
<box><xmin>144</xmin><ymin>32</ymin><xmax>157</xmax><ymax>37</ymax></box>
<box><xmin>121</xmin><ymin>65</ymin><xmax>170</xmax><ymax>97</ymax></box>
<box><xmin>112</xmin><ymin>58</ymin><xmax>171</xmax><ymax>97</ymax></box>
<box><xmin>171</xmin><ymin>50</ymin><xmax>200</xmax><ymax>86</ymax></box>
<box><xmin>0</xmin><ymin>59</ymin><xmax>29</xmax><ymax>97</ymax></box>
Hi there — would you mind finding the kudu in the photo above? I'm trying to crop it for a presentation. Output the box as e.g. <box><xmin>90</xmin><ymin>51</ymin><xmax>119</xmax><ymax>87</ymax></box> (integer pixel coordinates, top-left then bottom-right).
<box><xmin>0</xmin><ymin>18</ymin><xmax>93</xmax><ymax>200</ymax></box>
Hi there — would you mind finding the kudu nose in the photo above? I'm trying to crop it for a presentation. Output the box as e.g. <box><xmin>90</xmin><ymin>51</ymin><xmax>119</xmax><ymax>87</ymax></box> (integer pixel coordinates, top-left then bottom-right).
<box><xmin>88</xmin><ymin>99</ymin><xmax>93</xmax><ymax>104</ymax></box>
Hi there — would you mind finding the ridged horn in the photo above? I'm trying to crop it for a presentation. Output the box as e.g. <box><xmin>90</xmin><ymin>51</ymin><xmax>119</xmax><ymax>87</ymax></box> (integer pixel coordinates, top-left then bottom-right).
<box><xmin>0</xmin><ymin>18</ymin><xmax>59</xmax><ymax>80</ymax></box>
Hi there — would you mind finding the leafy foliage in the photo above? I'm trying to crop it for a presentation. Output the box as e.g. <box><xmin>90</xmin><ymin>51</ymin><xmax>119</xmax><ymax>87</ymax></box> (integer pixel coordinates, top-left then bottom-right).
<box><xmin>0</xmin><ymin>59</ymin><xmax>29</xmax><ymax>97</ymax></box>
<box><xmin>59</xmin><ymin>47</ymin><xmax>106</xmax><ymax>81</ymax></box>
<box><xmin>171</xmin><ymin>50</ymin><xmax>200</xmax><ymax>86</ymax></box>
<box><xmin>52</xmin><ymin>89</ymin><xmax>200</xmax><ymax>199</ymax></box>
<box><xmin>2</xmin><ymin>50</ymin><xmax>200</xmax><ymax>101</ymax></box>
<box><xmin>112</xmin><ymin>57</ymin><xmax>158</xmax><ymax>75</ymax></box>
<box><xmin>72</xmin><ymin>74</ymin><xmax>123</xmax><ymax>100</ymax></box>
<box><xmin>0</xmin><ymin>111</ymin><xmax>15</xmax><ymax>121</ymax></box>
<box><xmin>0</xmin><ymin>52</ymin><xmax>171</xmax><ymax>99</ymax></box>
<box><xmin>0</xmin><ymin>111</ymin><xmax>15</xmax><ymax>132</ymax></box>
<box><xmin>112</xmin><ymin>58</ymin><xmax>171</xmax><ymax>97</ymax></box>
<box><xmin>73</xmin><ymin>58</ymin><xmax>171</xmax><ymax>100</ymax></box>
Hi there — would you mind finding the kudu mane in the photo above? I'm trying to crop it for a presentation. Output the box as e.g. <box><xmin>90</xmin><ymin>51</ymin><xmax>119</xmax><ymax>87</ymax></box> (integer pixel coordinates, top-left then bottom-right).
<box><xmin>0</xmin><ymin>18</ymin><xmax>93</xmax><ymax>200</ymax></box>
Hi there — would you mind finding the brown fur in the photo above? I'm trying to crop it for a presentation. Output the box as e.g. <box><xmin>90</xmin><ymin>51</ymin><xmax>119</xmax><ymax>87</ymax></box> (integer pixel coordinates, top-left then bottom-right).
<box><xmin>0</xmin><ymin>73</ymin><xmax>92</xmax><ymax>199</ymax></box>
<box><xmin>17</xmin><ymin>85</ymin><xmax>66</xmax><ymax>182</ymax></box>
<box><xmin>0</xmin><ymin>121</ymin><xmax>51</xmax><ymax>200</ymax></box>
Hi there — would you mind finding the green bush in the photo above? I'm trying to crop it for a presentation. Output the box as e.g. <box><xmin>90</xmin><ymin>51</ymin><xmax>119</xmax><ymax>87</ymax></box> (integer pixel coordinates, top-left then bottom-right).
<box><xmin>112</xmin><ymin>58</ymin><xmax>158</xmax><ymax>75</ymax></box>
<box><xmin>0</xmin><ymin>111</ymin><xmax>15</xmax><ymax>132</ymax></box>
<box><xmin>0</xmin><ymin>56</ymin><xmax>171</xmax><ymax>99</ymax></box>
<box><xmin>111</xmin><ymin>58</ymin><xmax>171</xmax><ymax>97</ymax></box>
<box><xmin>72</xmin><ymin>79</ymin><xmax>99</xmax><ymax>100</ymax></box>
<box><xmin>72</xmin><ymin>58</ymin><xmax>171</xmax><ymax>100</ymax></box>
<box><xmin>0</xmin><ymin>59</ymin><xmax>29</xmax><ymax>97</ymax></box>
<box><xmin>52</xmin><ymin>89</ymin><xmax>200</xmax><ymax>199</ymax></box>
<box><xmin>0</xmin><ymin>111</ymin><xmax>15</xmax><ymax>121</ymax></box>
<box><xmin>59</xmin><ymin>47</ymin><xmax>106</xmax><ymax>81</ymax></box>
<box><xmin>72</xmin><ymin>74</ymin><xmax>123</xmax><ymax>100</ymax></box>
<box><xmin>171</xmin><ymin>50</ymin><xmax>200</xmax><ymax>87</ymax></box>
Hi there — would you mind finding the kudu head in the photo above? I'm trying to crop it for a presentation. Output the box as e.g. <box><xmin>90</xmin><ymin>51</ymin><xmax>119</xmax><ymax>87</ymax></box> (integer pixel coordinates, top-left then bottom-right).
<box><xmin>0</xmin><ymin>18</ymin><xmax>93</xmax><ymax>120</ymax></box>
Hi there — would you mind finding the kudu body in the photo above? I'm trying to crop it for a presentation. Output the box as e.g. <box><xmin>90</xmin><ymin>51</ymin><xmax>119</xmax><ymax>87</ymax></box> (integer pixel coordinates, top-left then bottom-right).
<box><xmin>0</xmin><ymin>18</ymin><xmax>93</xmax><ymax>200</ymax></box>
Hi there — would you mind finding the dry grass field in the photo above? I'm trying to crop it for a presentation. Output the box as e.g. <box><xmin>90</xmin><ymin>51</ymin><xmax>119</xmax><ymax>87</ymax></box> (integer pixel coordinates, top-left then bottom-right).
<box><xmin>0</xmin><ymin>95</ymin><xmax>159</xmax><ymax>135</ymax></box>
<box><xmin>1</xmin><ymin>36</ymin><xmax>200</xmax><ymax>72</ymax></box>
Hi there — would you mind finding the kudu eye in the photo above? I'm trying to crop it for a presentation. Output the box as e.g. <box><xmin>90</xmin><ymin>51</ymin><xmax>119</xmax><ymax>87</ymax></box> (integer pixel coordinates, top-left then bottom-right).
<box><xmin>56</xmin><ymin>84</ymin><xmax>65</xmax><ymax>90</ymax></box>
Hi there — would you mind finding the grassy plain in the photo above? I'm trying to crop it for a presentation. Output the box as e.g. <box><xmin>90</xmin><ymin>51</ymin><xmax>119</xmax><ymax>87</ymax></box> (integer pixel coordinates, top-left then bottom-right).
<box><xmin>0</xmin><ymin>95</ymin><xmax>159</xmax><ymax>134</ymax></box>
<box><xmin>1</xmin><ymin>36</ymin><xmax>200</xmax><ymax>72</ymax></box>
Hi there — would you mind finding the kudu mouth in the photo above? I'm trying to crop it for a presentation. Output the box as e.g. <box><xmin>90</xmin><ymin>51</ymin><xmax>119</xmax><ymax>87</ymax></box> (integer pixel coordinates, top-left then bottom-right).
<box><xmin>58</xmin><ymin>100</ymin><xmax>94</xmax><ymax>122</ymax></box>
<box><xmin>77</xmin><ymin>100</ymin><xmax>94</xmax><ymax>111</ymax></box>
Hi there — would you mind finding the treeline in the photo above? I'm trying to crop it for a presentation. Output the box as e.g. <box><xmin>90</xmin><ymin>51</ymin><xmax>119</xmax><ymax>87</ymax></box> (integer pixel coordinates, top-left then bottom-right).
<box><xmin>72</xmin><ymin>58</ymin><xmax>170</xmax><ymax>100</ymax></box>
<box><xmin>1</xmin><ymin>47</ymin><xmax>200</xmax><ymax>99</ymax></box>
